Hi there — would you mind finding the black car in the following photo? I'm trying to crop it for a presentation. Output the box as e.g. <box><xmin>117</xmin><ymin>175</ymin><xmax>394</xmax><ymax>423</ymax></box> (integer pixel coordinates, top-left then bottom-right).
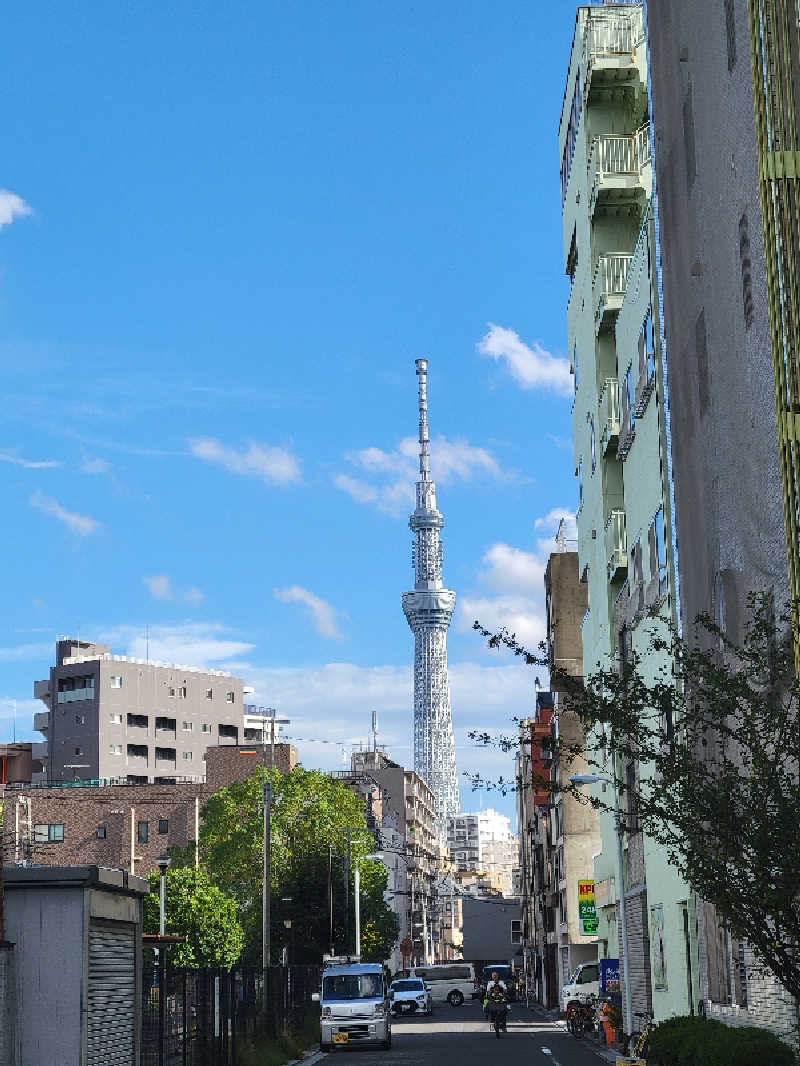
<box><xmin>478</xmin><ymin>965</ymin><xmax>516</xmax><ymax>1002</ymax></box>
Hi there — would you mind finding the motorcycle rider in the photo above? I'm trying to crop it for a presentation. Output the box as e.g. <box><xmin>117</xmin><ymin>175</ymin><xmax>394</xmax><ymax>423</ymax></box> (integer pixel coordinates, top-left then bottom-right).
<box><xmin>484</xmin><ymin>971</ymin><xmax>508</xmax><ymax>1032</ymax></box>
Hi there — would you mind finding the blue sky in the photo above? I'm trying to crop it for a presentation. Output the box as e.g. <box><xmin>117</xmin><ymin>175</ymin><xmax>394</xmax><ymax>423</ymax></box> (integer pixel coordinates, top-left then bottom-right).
<box><xmin>1</xmin><ymin>1</ymin><xmax>579</xmax><ymax>824</ymax></box>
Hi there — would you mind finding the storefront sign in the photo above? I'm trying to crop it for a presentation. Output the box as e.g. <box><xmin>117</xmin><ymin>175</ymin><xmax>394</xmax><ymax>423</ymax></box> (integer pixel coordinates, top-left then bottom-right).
<box><xmin>578</xmin><ymin>880</ymin><xmax>598</xmax><ymax>935</ymax></box>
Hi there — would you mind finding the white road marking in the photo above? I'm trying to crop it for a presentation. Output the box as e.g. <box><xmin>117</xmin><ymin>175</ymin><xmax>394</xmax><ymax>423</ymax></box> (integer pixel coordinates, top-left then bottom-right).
<box><xmin>539</xmin><ymin>1048</ymin><xmax>564</xmax><ymax>1066</ymax></box>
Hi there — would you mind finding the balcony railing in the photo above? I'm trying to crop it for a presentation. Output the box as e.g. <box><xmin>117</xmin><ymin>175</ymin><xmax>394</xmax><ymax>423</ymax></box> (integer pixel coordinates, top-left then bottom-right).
<box><xmin>605</xmin><ymin>510</ymin><xmax>628</xmax><ymax>580</ymax></box>
<box><xmin>582</xmin><ymin>8</ymin><xmax>644</xmax><ymax>74</ymax></box>
<box><xmin>588</xmin><ymin>124</ymin><xmax>651</xmax><ymax>211</ymax></box>
<box><xmin>594</xmin><ymin>254</ymin><xmax>632</xmax><ymax>331</ymax></box>
<box><xmin>599</xmin><ymin>378</ymin><xmax>621</xmax><ymax>454</ymax></box>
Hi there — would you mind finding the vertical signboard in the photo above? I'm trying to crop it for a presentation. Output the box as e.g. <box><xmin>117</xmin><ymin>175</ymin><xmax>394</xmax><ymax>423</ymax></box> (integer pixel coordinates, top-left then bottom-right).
<box><xmin>578</xmin><ymin>880</ymin><xmax>598</xmax><ymax>935</ymax></box>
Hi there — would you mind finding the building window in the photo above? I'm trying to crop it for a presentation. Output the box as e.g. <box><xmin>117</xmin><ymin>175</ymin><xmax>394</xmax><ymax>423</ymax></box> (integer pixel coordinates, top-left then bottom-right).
<box><xmin>168</xmin><ymin>687</ymin><xmax>176</xmax><ymax>698</ymax></box>
<box><xmin>226</xmin><ymin>691</ymin><xmax>235</xmax><ymax>704</ymax></box>
<box><xmin>724</xmin><ymin>0</ymin><xmax>737</xmax><ymax>70</ymax></box>
<box><xmin>110</xmin><ymin>676</ymin><xmax>123</xmax><ymax>689</ymax></box>
<box><xmin>74</xmin><ymin>746</ymin><xmax>83</xmax><ymax>757</ymax></box>
<box><xmin>573</xmin><ymin>342</ymin><xmax>579</xmax><ymax>394</ymax></box>
<box><xmin>75</xmin><ymin>714</ymin><xmax>85</xmax><ymax>725</ymax></box>
<box><xmin>158</xmin><ymin>818</ymin><xmax>169</xmax><ymax>835</ymax></box>
<box><xmin>137</xmin><ymin>820</ymin><xmax>149</xmax><ymax>844</ymax></box>
<box><xmin>182</xmin><ymin>721</ymin><xmax>193</xmax><ymax>732</ymax></box>
<box><xmin>588</xmin><ymin>413</ymin><xmax>596</xmax><ymax>474</ymax></box>
<box><xmin>201</xmin><ymin>722</ymin><xmax>211</xmax><ymax>734</ymax></box>
<box><xmin>182</xmin><ymin>751</ymin><xmax>193</xmax><ymax>761</ymax></box>
<box><xmin>205</xmin><ymin>688</ymin><xmax>213</xmax><ymax>700</ymax></box>
<box><xmin>127</xmin><ymin>713</ymin><xmax>148</xmax><ymax>730</ymax></box>
<box><xmin>511</xmin><ymin>919</ymin><xmax>522</xmax><ymax>945</ymax></box>
<box><xmin>653</xmin><ymin>507</ymin><xmax>667</xmax><ymax>595</ymax></box>
<box><xmin>109</xmin><ymin>713</ymin><xmax>122</xmax><ymax>725</ymax></box>
<box><xmin>177</xmin><ymin>686</ymin><xmax>187</xmax><ymax>699</ymax></box>
<box><xmin>96</xmin><ymin>825</ymin><xmax>107</xmax><ymax>839</ymax></box>
<box><xmin>110</xmin><ymin>744</ymin><xmax>122</xmax><ymax>755</ymax></box>
<box><xmin>34</xmin><ymin>823</ymin><xmax>65</xmax><ymax>843</ymax></box>
<box><xmin>577</xmin><ymin>459</ymin><xmax>584</xmax><ymax>510</ymax></box>
<box><xmin>739</xmin><ymin>212</ymin><xmax>753</xmax><ymax>329</ymax></box>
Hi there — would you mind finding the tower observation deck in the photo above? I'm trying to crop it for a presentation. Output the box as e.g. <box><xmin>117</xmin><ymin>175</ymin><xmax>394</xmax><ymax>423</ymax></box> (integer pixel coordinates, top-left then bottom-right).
<box><xmin>402</xmin><ymin>359</ymin><xmax>459</xmax><ymax>833</ymax></box>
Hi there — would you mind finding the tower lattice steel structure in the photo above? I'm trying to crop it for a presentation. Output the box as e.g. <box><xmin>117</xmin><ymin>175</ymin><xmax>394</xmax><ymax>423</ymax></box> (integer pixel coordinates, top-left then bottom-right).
<box><xmin>402</xmin><ymin>359</ymin><xmax>459</xmax><ymax>833</ymax></box>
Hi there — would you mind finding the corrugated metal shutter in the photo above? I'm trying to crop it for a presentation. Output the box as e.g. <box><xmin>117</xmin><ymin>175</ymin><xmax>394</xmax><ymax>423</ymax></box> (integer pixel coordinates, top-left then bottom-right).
<box><xmin>617</xmin><ymin>887</ymin><xmax>652</xmax><ymax>1021</ymax></box>
<box><xmin>87</xmin><ymin>922</ymin><xmax>136</xmax><ymax>1066</ymax></box>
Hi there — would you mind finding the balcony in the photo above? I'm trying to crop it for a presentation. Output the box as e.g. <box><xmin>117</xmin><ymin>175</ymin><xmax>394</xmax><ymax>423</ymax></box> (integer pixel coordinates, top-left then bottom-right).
<box><xmin>34</xmin><ymin>679</ymin><xmax>51</xmax><ymax>708</ymax></box>
<box><xmin>33</xmin><ymin>710</ymin><xmax>50</xmax><ymax>736</ymax></box>
<box><xmin>155</xmin><ymin>747</ymin><xmax>177</xmax><ymax>770</ymax></box>
<box><xmin>581</xmin><ymin>7</ymin><xmax>645</xmax><ymax>99</ymax></box>
<box><xmin>599</xmin><ymin>379</ymin><xmax>621</xmax><ymax>454</ymax></box>
<box><xmin>588</xmin><ymin>124</ymin><xmax>651</xmax><ymax>215</ymax></box>
<box><xmin>605</xmin><ymin>510</ymin><xmax>628</xmax><ymax>580</ymax></box>
<box><xmin>594</xmin><ymin>254</ymin><xmax>632</xmax><ymax>333</ymax></box>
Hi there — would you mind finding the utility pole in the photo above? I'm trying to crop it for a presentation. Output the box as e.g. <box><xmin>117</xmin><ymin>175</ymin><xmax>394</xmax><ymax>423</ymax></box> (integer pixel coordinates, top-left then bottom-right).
<box><xmin>262</xmin><ymin>709</ymin><xmax>289</xmax><ymax>1010</ymax></box>
<box><xmin>343</xmin><ymin>828</ymin><xmax>352</xmax><ymax>954</ymax></box>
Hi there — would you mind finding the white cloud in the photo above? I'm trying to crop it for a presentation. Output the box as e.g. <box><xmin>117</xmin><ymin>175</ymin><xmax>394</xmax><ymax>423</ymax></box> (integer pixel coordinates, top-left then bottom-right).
<box><xmin>535</xmin><ymin>508</ymin><xmax>578</xmax><ymax>543</ymax></box>
<box><xmin>456</xmin><ymin>508</ymin><xmax>577</xmax><ymax>653</ymax></box>
<box><xmin>0</xmin><ymin>451</ymin><xmax>60</xmax><ymax>469</ymax></box>
<box><xmin>334</xmin><ymin>435</ymin><xmax>507</xmax><ymax>518</ymax></box>
<box><xmin>0</xmin><ymin>190</ymin><xmax>32</xmax><ymax>230</ymax></box>
<box><xmin>29</xmin><ymin>491</ymin><xmax>100</xmax><ymax>536</ymax></box>
<box><xmin>144</xmin><ymin>575</ymin><xmax>172</xmax><ymax>600</ymax></box>
<box><xmin>143</xmin><ymin>575</ymin><xmax>205</xmax><ymax>605</ymax></box>
<box><xmin>273</xmin><ymin>586</ymin><xmax>346</xmax><ymax>640</ymax></box>
<box><xmin>105</xmin><ymin>622</ymin><xmax>253</xmax><ymax>668</ymax></box>
<box><xmin>0</xmin><ymin>642</ymin><xmax>52</xmax><ymax>663</ymax></box>
<box><xmin>477</xmin><ymin>323</ymin><xmax>572</xmax><ymax>397</ymax></box>
<box><xmin>242</xmin><ymin>659</ymin><xmax>534</xmax><ymax>809</ymax></box>
<box><xmin>80</xmin><ymin>456</ymin><xmax>112</xmax><ymax>475</ymax></box>
<box><xmin>189</xmin><ymin>438</ymin><xmax>301</xmax><ymax>486</ymax></box>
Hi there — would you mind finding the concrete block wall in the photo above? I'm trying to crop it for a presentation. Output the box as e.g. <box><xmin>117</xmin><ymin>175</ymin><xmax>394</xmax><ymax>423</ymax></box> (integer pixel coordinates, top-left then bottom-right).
<box><xmin>705</xmin><ymin>944</ymin><xmax>799</xmax><ymax>1047</ymax></box>
<box><xmin>0</xmin><ymin>943</ymin><xmax>16</xmax><ymax>1066</ymax></box>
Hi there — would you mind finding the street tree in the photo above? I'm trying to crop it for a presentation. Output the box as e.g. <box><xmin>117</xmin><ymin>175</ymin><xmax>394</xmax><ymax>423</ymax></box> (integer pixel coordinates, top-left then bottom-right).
<box><xmin>470</xmin><ymin>596</ymin><xmax>800</xmax><ymax>1001</ymax></box>
<box><xmin>195</xmin><ymin>765</ymin><xmax>398</xmax><ymax>963</ymax></box>
<box><xmin>143</xmin><ymin>865</ymin><xmax>244</xmax><ymax>969</ymax></box>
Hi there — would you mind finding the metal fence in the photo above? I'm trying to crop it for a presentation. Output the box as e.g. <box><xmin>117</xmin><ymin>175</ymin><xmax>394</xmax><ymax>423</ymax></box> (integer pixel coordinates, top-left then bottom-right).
<box><xmin>141</xmin><ymin>951</ymin><xmax>321</xmax><ymax>1066</ymax></box>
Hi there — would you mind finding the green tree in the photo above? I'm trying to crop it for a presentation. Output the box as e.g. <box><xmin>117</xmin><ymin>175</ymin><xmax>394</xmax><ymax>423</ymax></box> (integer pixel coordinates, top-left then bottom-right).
<box><xmin>197</xmin><ymin>765</ymin><xmax>398</xmax><ymax>964</ymax></box>
<box><xmin>144</xmin><ymin>866</ymin><xmax>243</xmax><ymax>969</ymax></box>
<box><xmin>471</xmin><ymin>597</ymin><xmax>800</xmax><ymax>1001</ymax></box>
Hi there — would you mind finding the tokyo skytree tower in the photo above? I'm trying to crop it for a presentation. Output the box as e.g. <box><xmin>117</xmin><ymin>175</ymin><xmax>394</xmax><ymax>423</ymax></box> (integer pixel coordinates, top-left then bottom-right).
<box><xmin>402</xmin><ymin>359</ymin><xmax>459</xmax><ymax>831</ymax></box>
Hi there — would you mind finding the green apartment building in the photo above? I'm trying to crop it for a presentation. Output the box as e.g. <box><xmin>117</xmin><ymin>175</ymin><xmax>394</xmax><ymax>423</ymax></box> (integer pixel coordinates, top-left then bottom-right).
<box><xmin>559</xmin><ymin>1</ymin><xmax>698</xmax><ymax>1028</ymax></box>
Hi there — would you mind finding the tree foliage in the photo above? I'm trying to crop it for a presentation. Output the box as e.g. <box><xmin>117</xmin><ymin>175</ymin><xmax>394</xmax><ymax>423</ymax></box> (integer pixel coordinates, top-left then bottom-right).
<box><xmin>194</xmin><ymin>766</ymin><xmax>398</xmax><ymax>964</ymax></box>
<box><xmin>144</xmin><ymin>866</ymin><xmax>244</xmax><ymax>969</ymax></box>
<box><xmin>471</xmin><ymin>596</ymin><xmax>800</xmax><ymax>1000</ymax></box>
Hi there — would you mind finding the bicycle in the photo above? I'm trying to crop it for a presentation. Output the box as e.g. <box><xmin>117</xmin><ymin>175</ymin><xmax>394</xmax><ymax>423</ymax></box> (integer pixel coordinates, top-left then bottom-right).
<box><xmin>566</xmin><ymin>994</ymin><xmax>598</xmax><ymax>1038</ymax></box>
<box><xmin>629</xmin><ymin>1011</ymin><xmax>655</xmax><ymax>1059</ymax></box>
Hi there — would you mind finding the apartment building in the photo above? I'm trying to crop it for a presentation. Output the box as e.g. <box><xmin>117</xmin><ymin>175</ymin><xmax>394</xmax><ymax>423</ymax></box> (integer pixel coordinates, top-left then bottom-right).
<box><xmin>647</xmin><ymin>0</ymin><xmax>795</xmax><ymax>1035</ymax></box>
<box><xmin>560</xmin><ymin>2</ymin><xmax>693</xmax><ymax>1026</ymax></box>
<box><xmin>446</xmin><ymin>809</ymin><xmax>517</xmax><ymax>898</ymax></box>
<box><xmin>349</xmin><ymin>748</ymin><xmax>441</xmax><ymax>966</ymax></box>
<box><xmin>34</xmin><ymin>638</ymin><xmax>244</xmax><ymax>783</ymax></box>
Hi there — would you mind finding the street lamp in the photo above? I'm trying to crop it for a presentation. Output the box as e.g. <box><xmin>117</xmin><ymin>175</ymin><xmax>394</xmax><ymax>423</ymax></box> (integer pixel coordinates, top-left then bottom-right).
<box><xmin>259</xmin><ymin>709</ymin><xmax>289</xmax><ymax>982</ymax></box>
<box><xmin>569</xmin><ymin>772</ymin><xmax>632</xmax><ymax>1039</ymax></box>
<box><xmin>281</xmin><ymin>897</ymin><xmax>293</xmax><ymax>965</ymax></box>
<box><xmin>155</xmin><ymin>854</ymin><xmax>171</xmax><ymax>1066</ymax></box>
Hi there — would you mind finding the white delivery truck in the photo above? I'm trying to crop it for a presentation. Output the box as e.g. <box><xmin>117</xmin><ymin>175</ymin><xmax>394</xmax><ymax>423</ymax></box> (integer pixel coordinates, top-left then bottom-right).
<box><xmin>313</xmin><ymin>960</ymin><xmax>391</xmax><ymax>1051</ymax></box>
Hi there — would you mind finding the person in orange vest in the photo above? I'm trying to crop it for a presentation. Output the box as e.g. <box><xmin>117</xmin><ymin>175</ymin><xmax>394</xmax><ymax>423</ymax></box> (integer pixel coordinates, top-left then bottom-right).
<box><xmin>599</xmin><ymin>998</ymin><xmax>616</xmax><ymax>1045</ymax></box>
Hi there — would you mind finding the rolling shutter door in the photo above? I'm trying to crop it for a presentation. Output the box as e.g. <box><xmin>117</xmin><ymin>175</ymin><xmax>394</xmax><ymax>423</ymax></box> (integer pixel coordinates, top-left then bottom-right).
<box><xmin>617</xmin><ymin>888</ymin><xmax>653</xmax><ymax>1020</ymax></box>
<box><xmin>87</xmin><ymin>922</ymin><xmax>136</xmax><ymax>1066</ymax></box>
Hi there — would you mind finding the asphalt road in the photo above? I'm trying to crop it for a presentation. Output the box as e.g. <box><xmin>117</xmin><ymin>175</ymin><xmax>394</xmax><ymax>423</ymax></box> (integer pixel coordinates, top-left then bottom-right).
<box><xmin>317</xmin><ymin>1000</ymin><xmax>611</xmax><ymax>1066</ymax></box>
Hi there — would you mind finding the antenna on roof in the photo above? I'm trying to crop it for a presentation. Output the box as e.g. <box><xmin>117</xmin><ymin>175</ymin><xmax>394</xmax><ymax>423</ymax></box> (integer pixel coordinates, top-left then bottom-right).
<box><xmin>371</xmin><ymin>710</ymin><xmax>378</xmax><ymax>752</ymax></box>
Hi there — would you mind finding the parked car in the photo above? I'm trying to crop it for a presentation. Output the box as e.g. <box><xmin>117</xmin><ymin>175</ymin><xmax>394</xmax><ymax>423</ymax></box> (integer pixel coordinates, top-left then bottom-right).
<box><xmin>389</xmin><ymin>978</ymin><xmax>433</xmax><ymax>1015</ymax></box>
<box><xmin>407</xmin><ymin>963</ymin><xmax>475</xmax><ymax>1007</ymax></box>
<box><xmin>560</xmin><ymin>961</ymin><xmax>600</xmax><ymax>1014</ymax></box>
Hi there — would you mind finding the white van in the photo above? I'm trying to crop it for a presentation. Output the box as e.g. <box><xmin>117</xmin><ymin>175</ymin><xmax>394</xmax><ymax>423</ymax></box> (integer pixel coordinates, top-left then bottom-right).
<box><xmin>560</xmin><ymin>961</ymin><xmax>600</xmax><ymax>1014</ymax></box>
<box><xmin>408</xmin><ymin>963</ymin><xmax>475</xmax><ymax>1006</ymax></box>
<box><xmin>313</xmin><ymin>961</ymin><xmax>391</xmax><ymax>1050</ymax></box>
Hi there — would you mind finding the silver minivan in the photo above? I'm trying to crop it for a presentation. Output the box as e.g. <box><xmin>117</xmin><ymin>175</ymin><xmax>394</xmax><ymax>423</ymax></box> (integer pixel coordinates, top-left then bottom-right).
<box><xmin>407</xmin><ymin>963</ymin><xmax>475</xmax><ymax>1006</ymax></box>
<box><xmin>313</xmin><ymin>962</ymin><xmax>391</xmax><ymax>1051</ymax></box>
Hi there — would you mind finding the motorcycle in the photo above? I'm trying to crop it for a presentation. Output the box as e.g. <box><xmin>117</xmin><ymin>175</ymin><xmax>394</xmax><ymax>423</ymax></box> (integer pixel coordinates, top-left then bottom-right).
<box><xmin>485</xmin><ymin>994</ymin><xmax>509</xmax><ymax>1038</ymax></box>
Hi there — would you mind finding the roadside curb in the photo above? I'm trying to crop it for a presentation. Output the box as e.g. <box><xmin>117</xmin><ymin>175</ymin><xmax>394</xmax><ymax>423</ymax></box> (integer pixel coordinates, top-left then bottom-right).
<box><xmin>286</xmin><ymin>1047</ymin><xmax>326</xmax><ymax>1065</ymax></box>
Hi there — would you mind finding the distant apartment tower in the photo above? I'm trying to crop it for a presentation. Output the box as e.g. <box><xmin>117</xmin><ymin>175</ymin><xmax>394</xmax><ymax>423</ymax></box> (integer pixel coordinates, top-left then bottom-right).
<box><xmin>446</xmin><ymin>809</ymin><xmax>517</xmax><ymax>898</ymax></box>
<box><xmin>34</xmin><ymin>639</ymin><xmax>244</xmax><ymax>783</ymax></box>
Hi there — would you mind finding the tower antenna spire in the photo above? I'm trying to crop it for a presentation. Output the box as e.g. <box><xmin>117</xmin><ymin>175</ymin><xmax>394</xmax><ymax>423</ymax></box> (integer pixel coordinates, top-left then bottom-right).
<box><xmin>403</xmin><ymin>358</ymin><xmax>459</xmax><ymax>837</ymax></box>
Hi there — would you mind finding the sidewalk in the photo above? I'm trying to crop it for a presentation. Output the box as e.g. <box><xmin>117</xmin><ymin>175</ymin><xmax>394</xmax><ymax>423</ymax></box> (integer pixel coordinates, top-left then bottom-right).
<box><xmin>521</xmin><ymin>1000</ymin><xmax>635</xmax><ymax>1065</ymax></box>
